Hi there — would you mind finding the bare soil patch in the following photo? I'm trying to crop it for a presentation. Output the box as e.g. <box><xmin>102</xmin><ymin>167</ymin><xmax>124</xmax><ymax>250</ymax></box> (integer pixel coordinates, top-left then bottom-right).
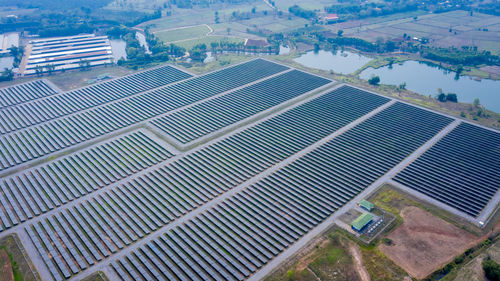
<box><xmin>480</xmin><ymin>65</ymin><xmax>500</xmax><ymax>76</ymax></box>
<box><xmin>348</xmin><ymin>242</ymin><xmax>370</xmax><ymax>281</ymax></box>
<box><xmin>380</xmin><ymin>206</ymin><xmax>478</xmax><ymax>279</ymax></box>
<box><xmin>0</xmin><ymin>249</ymin><xmax>14</xmax><ymax>281</ymax></box>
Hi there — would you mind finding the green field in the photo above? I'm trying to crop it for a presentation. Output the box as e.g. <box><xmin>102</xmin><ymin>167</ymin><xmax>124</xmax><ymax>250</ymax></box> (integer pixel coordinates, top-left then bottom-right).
<box><xmin>174</xmin><ymin>36</ymin><xmax>245</xmax><ymax>49</ymax></box>
<box><xmin>272</xmin><ymin>0</ymin><xmax>332</xmax><ymax>11</ymax></box>
<box><xmin>155</xmin><ymin>25</ymin><xmax>211</xmax><ymax>43</ymax></box>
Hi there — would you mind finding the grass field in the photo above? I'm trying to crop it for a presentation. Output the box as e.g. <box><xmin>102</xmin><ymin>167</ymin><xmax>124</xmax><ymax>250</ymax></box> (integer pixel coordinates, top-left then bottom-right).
<box><xmin>0</xmin><ymin>235</ymin><xmax>37</xmax><ymax>281</ymax></box>
<box><xmin>265</xmin><ymin>230</ymin><xmax>361</xmax><ymax>281</ymax></box>
<box><xmin>46</xmin><ymin>65</ymin><xmax>134</xmax><ymax>91</ymax></box>
<box><xmin>81</xmin><ymin>271</ymin><xmax>109</xmax><ymax>281</ymax></box>
<box><xmin>330</xmin><ymin>10</ymin><xmax>500</xmax><ymax>54</ymax></box>
<box><xmin>154</xmin><ymin>25</ymin><xmax>211</xmax><ymax>43</ymax></box>
<box><xmin>173</xmin><ymin>36</ymin><xmax>245</xmax><ymax>49</ymax></box>
<box><xmin>140</xmin><ymin>2</ymin><xmax>273</xmax><ymax>32</ymax></box>
<box><xmin>272</xmin><ymin>0</ymin><xmax>332</xmax><ymax>11</ymax></box>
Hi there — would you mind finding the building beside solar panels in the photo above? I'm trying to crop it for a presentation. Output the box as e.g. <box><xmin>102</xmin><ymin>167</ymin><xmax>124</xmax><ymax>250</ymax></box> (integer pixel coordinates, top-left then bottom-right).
<box><xmin>21</xmin><ymin>34</ymin><xmax>114</xmax><ymax>76</ymax></box>
<box><xmin>359</xmin><ymin>199</ymin><xmax>374</xmax><ymax>211</ymax></box>
<box><xmin>352</xmin><ymin>212</ymin><xmax>373</xmax><ymax>232</ymax></box>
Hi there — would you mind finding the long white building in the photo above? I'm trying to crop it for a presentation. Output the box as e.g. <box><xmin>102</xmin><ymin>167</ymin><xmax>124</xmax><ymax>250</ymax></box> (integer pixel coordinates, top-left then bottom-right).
<box><xmin>22</xmin><ymin>34</ymin><xmax>114</xmax><ymax>75</ymax></box>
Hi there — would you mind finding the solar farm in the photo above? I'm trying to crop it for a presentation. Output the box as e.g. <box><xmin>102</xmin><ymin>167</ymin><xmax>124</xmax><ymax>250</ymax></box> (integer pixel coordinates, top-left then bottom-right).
<box><xmin>0</xmin><ymin>58</ymin><xmax>498</xmax><ymax>281</ymax></box>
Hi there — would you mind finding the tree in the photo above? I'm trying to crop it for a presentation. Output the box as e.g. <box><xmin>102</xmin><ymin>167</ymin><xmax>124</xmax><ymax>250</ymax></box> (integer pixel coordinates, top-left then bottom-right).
<box><xmin>399</xmin><ymin>82</ymin><xmax>406</xmax><ymax>90</ymax></box>
<box><xmin>251</xmin><ymin>7</ymin><xmax>256</xmax><ymax>14</ymax></box>
<box><xmin>368</xmin><ymin>75</ymin><xmax>380</xmax><ymax>85</ymax></box>
<box><xmin>46</xmin><ymin>64</ymin><xmax>56</xmax><ymax>75</ymax></box>
<box><xmin>473</xmin><ymin>98</ymin><xmax>480</xmax><ymax>108</ymax></box>
<box><xmin>337</xmin><ymin>29</ymin><xmax>343</xmax><ymax>37</ymax></box>
<box><xmin>483</xmin><ymin>258</ymin><xmax>500</xmax><ymax>281</ymax></box>
<box><xmin>214</xmin><ymin>11</ymin><xmax>219</xmax><ymax>24</ymax></box>
<box><xmin>446</xmin><ymin>93</ymin><xmax>458</xmax><ymax>102</ymax></box>
<box><xmin>437</xmin><ymin>93</ymin><xmax>447</xmax><ymax>102</ymax></box>
<box><xmin>0</xmin><ymin>68</ymin><xmax>14</xmax><ymax>82</ymax></box>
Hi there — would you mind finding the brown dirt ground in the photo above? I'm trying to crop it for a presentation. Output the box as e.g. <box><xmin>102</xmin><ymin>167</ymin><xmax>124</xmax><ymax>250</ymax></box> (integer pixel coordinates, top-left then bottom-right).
<box><xmin>348</xmin><ymin>242</ymin><xmax>370</xmax><ymax>281</ymax></box>
<box><xmin>380</xmin><ymin>206</ymin><xmax>478</xmax><ymax>279</ymax></box>
<box><xmin>0</xmin><ymin>249</ymin><xmax>14</xmax><ymax>281</ymax></box>
<box><xmin>480</xmin><ymin>65</ymin><xmax>500</xmax><ymax>76</ymax></box>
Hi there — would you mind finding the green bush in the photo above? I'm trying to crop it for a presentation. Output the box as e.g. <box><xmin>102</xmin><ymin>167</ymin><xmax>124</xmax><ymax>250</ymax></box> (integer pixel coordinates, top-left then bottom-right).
<box><xmin>368</xmin><ymin>75</ymin><xmax>380</xmax><ymax>85</ymax></box>
<box><xmin>483</xmin><ymin>258</ymin><xmax>500</xmax><ymax>281</ymax></box>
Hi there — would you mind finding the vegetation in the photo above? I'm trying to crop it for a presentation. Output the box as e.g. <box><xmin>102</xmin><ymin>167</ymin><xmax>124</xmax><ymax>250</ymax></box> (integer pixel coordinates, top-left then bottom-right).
<box><xmin>425</xmin><ymin>239</ymin><xmax>496</xmax><ymax>281</ymax></box>
<box><xmin>483</xmin><ymin>258</ymin><xmax>500</xmax><ymax>281</ymax></box>
<box><xmin>368</xmin><ymin>75</ymin><xmax>380</xmax><ymax>85</ymax></box>
<box><xmin>80</xmin><ymin>271</ymin><xmax>109</xmax><ymax>281</ymax></box>
<box><xmin>436</xmin><ymin>89</ymin><xmax>458</xmax><ymax>103</ymax></box>
<box><xmin>288</xmin><ymin>5</ymin><xmax>316</xmax><ymax>20</ymax></box>
<box><xmin>265</xmin><ymin>230</ymin><xmax>360</xmax><ymax>281</ymax></box>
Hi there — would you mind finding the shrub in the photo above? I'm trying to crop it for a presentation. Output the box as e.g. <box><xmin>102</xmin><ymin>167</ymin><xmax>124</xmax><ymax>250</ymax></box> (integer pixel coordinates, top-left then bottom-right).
<box><xmin>368</xmin><ymin>75</ymin><xmax>380</xmax><ymax>85</ymax></box>
<box><xmin>483</xmin><ymin>258</ymin><xmax>500</xmax><ymax>281</ymax></box>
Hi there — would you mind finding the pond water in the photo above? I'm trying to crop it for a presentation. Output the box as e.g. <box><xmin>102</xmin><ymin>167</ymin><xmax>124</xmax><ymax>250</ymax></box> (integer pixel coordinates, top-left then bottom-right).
<box><xmin>294</xmin><ymin>50</ymin><xmax>372</xmax><ymax>74</ymax></box>
<box><xmin>359</xmin><ymin>60</ymin><xmax>500</xmax><ymax>113</ymax></box>
<box><xmin>0</xmin><ymin>57</ymin><xmax>14</xmax><ymax>70</ymax></box>
<box><xmin>279</xmin><ymin>45</ymin><xmax>290</xmax><ymax>55</ymax></box>
<box><xmin>136</xmin><ymin>32</ymin><xmax>151</xmax><ymax>54</ymax></box>
<box><xmin>110</xmin><ymin>39</ymin><xmax>127</xmax><ymax>62</ymax></box>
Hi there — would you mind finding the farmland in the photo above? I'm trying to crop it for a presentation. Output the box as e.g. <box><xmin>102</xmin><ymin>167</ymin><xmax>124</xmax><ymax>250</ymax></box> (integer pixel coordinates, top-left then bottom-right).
<box><xmin>0</xmin><ymin>58</ymin><xmax>498</xmax><ymax>281</ymax></box>
<box><xmin>154</xmin><ymin>25</ymin><xmax>211</xmax><ymax>44</ymax></box>
<box><xmin>330</xmin><ymin>10</ymin><xmax>500</xmax><ymax>54</ymax></box>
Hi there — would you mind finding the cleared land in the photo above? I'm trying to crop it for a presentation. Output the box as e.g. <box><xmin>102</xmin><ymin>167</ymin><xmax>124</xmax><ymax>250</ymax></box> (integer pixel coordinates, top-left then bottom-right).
<box><xmin>0</xmin><ymin>234</ymin><xmax>37</xmax><ymax>281</ymax></box>
<box><xmin>330</xmin><ymin>10</ymin><xmax>500</xmax><ymax>54</ymax></box>
<box><xmin>380</xmin><ymin>206</ymin><xmax>477</xmax><ymax>279</ymax></box>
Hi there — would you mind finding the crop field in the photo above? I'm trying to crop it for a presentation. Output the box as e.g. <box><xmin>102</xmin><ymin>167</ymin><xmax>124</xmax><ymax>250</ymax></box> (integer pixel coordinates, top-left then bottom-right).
<box><xmin>0</xmin><ymin>58</ymin><xmax>499</xmax><ymax>281</ymax></box>
<box><xmin>154</xmin><ymin>25</ymin><xmax>211</xmax><ymax>44</ymax></box>
<box><xmin>333</xmin><ymin>10</ymin><xmax>500</xmax><ymax>54</ymax></box>
<box><xmin>173</xmin><ymin>36</ymin><xmax>245</xmax><ymax>50</ymax></box>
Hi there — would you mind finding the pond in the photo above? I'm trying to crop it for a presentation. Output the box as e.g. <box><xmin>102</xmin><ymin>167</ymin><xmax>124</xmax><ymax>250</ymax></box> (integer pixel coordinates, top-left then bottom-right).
<box><xmin>109</xmin><ymin>39</ymin><xmax>127</xmax><ymax>62</ymax></box>
<box><xmin>359</xmin><ymin>60</ymin><xmax>500</xmax><ymax>113</ymax></box>
<box><xmin>0</xmin><ymin>56</ymin><xmax>14</xmax><ymax>70</ymax></box>
<box><xmin>279</xmin><ymin>45</ymin><xmax>290</xmax><ymax>55</ymax></box>
<box><xmin>294</xmin><ymin>50</ymin><xmax>372</xmax><ymax>74</ymax></box>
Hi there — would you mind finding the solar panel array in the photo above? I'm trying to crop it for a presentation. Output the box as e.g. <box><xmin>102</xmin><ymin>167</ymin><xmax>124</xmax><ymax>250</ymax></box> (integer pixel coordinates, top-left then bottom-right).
<box><xmin>0</xmin><ymin>66</ymin><xmax>192</xmax><ymax>134</ymax></box>
<box><xmin>0</xmin><ymin>80</ymin><xmax>59</xmax><ymax>108</ymax></box>
<box><xmin>112</xmin><ymin>102</ymin><xmax>452</xmax><ymax>281</ymax></box>
<box><xmin>0</xmin><ymin>59</ymin><xmax>287</xmax><ymax>171</ymax></box>
<box><xmin>0</xmin><ymin>131</ymin><xmax>173</xmax><ymax>231</ymax></box>
<box><xmin>25</xmin><ymin>86</ymin><xmax>390</xmax><ymax>280</ymax></box>
<box><xmin>0</xmin><ymin>59</ymin><xmax>498</xmax><ymax>281</ymax></box>
<box><xmin>150</xmin><ymin>70</ymin><xmax>331</xmax><ymax>144</ymax></box>
<box><xmin>394</xmin><ymin>123</ymin><xmax>500</xmax><ymax>217</ymax></box>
